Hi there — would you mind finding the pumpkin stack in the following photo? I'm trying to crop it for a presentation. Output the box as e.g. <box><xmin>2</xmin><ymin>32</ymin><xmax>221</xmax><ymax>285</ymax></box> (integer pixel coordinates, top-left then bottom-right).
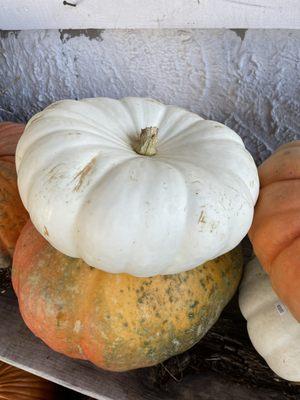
<box><xmin>8</xmin><ymin>97</ymin><xmax>260</xmax><ymax>371</ymax></box>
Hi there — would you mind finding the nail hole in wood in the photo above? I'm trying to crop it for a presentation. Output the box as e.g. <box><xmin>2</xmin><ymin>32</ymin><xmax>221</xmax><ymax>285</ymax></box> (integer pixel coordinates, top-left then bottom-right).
<box><xmin>63</xmin><ymin>1</ymin><xmax>77</xmax><ymax>7</ymax></box>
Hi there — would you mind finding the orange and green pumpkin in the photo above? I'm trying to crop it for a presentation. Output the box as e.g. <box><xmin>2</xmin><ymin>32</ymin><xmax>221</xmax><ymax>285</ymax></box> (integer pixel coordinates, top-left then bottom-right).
<box><xmin>0</xmin><ymin>123</ymin><xmax>28</xmax><ymax>267</ymax></box>
<box><xmin>13</xmin><ymin>221</ymin><xmax>242</xmax><ymax>372</ymax></box>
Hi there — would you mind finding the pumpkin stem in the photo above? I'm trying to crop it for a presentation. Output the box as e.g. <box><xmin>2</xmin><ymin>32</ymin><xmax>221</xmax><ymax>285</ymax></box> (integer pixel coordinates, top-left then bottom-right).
<box><xmin>136</xmin><ymin>127</ymin><xmax>158</xmax><ymax>156</ymax></box>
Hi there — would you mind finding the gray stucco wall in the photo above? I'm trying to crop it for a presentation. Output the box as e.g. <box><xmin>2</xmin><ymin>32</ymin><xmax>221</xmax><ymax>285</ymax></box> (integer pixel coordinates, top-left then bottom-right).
<box><xmin>0</xmin><ymin>29</ymin><xmax>299</xmax><ymax>163</ymax></box>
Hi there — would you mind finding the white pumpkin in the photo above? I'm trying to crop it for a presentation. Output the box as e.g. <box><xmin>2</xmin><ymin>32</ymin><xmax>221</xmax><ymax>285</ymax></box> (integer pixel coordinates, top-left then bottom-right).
<box><xmin>16</xmin><ymin>97</ymin><xmax>258</xmax><ymax>276</ymax></box>
<box><xmin>239</xmin><ymin>257</ymin><xmax>300</xmax><ymax>381</ymax></box>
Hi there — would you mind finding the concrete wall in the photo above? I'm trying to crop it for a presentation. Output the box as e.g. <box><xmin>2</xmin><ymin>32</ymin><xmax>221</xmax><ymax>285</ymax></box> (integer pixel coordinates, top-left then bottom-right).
<box><xmin>0</xmin><ymin>29</ymin><xmax>299</xmax><ymax>163</ymax></box>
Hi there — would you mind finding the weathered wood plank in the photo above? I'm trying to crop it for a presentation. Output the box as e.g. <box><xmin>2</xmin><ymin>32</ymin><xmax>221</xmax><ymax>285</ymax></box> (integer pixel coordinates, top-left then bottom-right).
<box><xmin>0</xmin><ymin>0</ymin><xmax>299</xmax><ymax>30</ymax></box>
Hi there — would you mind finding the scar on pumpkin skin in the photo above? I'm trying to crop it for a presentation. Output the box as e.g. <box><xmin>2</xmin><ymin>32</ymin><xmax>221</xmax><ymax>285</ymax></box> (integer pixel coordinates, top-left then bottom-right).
<box><xmin>73</xmin><ymin>157</ymin><xmax>96</xmax><ymax>192</ymax></box>
<box><xmin>43</xmin><ymin>226</ymin><xmax>49</xmax><ymax>236</ymax></box>
<box><xmin>198</xmin><ymin>210</ymin><xmax>206</xmax><ymax>224</ymax></box>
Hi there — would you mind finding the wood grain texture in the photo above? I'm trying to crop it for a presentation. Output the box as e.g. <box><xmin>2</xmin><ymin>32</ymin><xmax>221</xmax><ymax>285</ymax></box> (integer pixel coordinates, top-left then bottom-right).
<box><xmin>0</xmin><ymin>0</ymin><xmax>299</xmax><ymax>29</ymax></box>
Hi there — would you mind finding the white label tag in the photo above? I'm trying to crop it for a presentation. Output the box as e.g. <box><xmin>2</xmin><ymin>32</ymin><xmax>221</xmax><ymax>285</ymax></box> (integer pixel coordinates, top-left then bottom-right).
<box><xmin>275</xmin><ymin>301</ymin><xmax>286</xmax><ymax>316</ymax></box>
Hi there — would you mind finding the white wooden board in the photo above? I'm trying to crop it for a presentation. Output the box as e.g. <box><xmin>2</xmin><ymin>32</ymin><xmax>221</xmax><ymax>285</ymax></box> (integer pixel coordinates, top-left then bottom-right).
<box><xmin>0</xmin><ymin>0</ymin><xmax>299</xmax><ymax>30</ymax></box>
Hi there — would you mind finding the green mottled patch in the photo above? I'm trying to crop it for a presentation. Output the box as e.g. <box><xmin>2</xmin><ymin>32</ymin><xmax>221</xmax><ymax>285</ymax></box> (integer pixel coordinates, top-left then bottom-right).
<box><xmin>137</xmin><ymin>291</ymin><xmax>148</xmax><ymax>304</ymax></box>
<box><xmin>209</xmin><ymin>283</ymin><xmax>218</xmax><ymax>298</ymax></box>
<box><xmin>146</xmin><ymin>348</ymin><xmax>156</xmax><ymax>359</ymax></box>
<box><xmin>199</xmin><ymin>278</ymin><xmax>206</xmax><ymax>290</ymax></box>
<box><xmin>142</xmin><ymin>280</ymin><xmax>152</xmax><ymax>286</ymax></box>
<box><xmin>166</xmin><ymin>287</ymin><xmax>172</xmax><ymax>295</ymax></box>
<box><xmin>179</xmin><ymin>274</ymin><xmax>189</xmax><ymax>283</ymax></box>
<box><xmin>190</xmin><ymin>300</ymin><xmax>199</xmax><ymax>308</ymax></box>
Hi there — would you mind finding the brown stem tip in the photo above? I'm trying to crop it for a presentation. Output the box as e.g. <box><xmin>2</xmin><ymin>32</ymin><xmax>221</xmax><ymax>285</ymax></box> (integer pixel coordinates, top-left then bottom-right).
<box><xmin>136</xmin><ymin>127</ymin><xmax>158</xmax><ymax>156</ymax></box>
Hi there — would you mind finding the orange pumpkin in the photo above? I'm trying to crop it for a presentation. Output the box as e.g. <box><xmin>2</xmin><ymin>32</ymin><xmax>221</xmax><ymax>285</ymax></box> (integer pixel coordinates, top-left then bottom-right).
<box><xmin>0</xmin><ymin>122</ymin><xmax>28</xmax><ymax>267</ymax></box>
<box><xmin>249</xmin><ymin>141</ymin><xmax>300</xmax><ymax>320</ymax></box>
<box><xmin>0</xmin><ymin>360</ymin><xmax>58</xmax><ymax>399</ymax></box>
<box><xmin>12</xmin><ymin>221</ymin><xmax>242</xmax><ymax>372</ymax></box>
